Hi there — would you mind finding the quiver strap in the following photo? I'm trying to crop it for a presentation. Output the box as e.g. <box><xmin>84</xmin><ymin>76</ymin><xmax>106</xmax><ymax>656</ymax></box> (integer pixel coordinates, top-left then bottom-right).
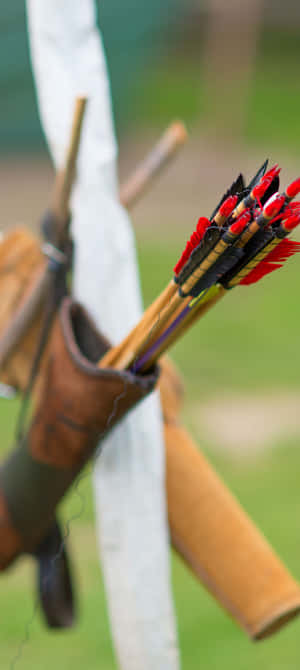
<box><xmin>0</xmin><ymin>297</ymin><xmax>159</xmax><ymax>624</ymax></box>
<box><xmin>34</xmin><ymin>522</ymin><xmax>75</xmax><ymax>629</ymax></box>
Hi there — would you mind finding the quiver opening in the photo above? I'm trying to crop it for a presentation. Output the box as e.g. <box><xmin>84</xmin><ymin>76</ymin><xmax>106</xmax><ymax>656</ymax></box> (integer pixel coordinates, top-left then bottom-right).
<box><xmin>0</xmin><ymin>296</ymin><xmax>159</xmax><ymax>570</ymax></box>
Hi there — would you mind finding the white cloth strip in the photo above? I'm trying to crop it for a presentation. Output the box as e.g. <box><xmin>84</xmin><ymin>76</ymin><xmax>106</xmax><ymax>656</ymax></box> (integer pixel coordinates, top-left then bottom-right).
<box><xmin>26</xmin><ymin>2</ymin><xmax>180</xmax><ymax>668</ymax></box>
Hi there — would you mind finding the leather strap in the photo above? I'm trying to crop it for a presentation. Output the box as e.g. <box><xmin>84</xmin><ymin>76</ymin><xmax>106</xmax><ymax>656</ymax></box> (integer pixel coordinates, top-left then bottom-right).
<box><xmin>34</xmin><ymin>522</ymin><xmax>76</xmax><ymax>629</ymax></box>
<box><xmin>15</xmin><ymin>212</ymin><xmax>72</xmax><ymax>442</ymax></box>
<box><xmin>17</xmin><ymin>215</ymin><xmax>76</xmax><ymax>629</ymax></box>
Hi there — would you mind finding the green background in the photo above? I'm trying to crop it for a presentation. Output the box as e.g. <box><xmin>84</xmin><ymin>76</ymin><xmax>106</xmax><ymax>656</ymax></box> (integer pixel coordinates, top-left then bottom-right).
<box><xmin>0</xmin><ymin>0</ymin><xmax>185</xmax><ymax>150</ymax></box>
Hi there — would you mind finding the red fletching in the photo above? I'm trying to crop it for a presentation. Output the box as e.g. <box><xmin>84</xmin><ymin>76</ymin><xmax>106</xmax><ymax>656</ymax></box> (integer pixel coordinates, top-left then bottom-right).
<box><xmin>252</xmin><ymin>176</ymin><xmax>272</xmax><ymax>201</ymax></box>
<box><xmin>218</xmin><ymin>195</ymin><xmax>238</xmax><ymax>219</ymax></box>
<box><xmin>240</xmin><ymin>239</ymin><xmax>300</xmax><ymax>286</ymax></box>
<box><xmin>264</xmin><ymin>164</ymin><xmax>281</xmax><ymax>179</ymax></box>
<box><xmin>229</xmin><ymin>210</ymin><xmax>251</xmax><ymax>236</ymax></box>
<box><xmin>267</xmin><ymin>203</ymin><xmax>289</xmax><ymax>226</ymax></box>
<box><xmin>269</xmin><ymin>208</ymin><xmax>300</xmax><ymax>228</ymax></box>
<box><xmin>260</xmin><ymin>239</ymin><xmax>300</xmax><ymax>263</ymax></box>
<box><xmin>263</xmin><ymin>194</ymin><xmax>285</xmax><ymax>218</ymax></box>
<box><xmin>173</xmin><ymin>217</ymin><xmax>210</xmax><ymax>275</ymax></box>
<box><xmin>197</xmin><ymin>216</ymin><xmax>210</xmax><ymax>236</ymax></box>
<box><xmin>268</xmin><ymin>201</ymin><xmax>300</xmax><ymax>226</ymax></box>
<box><xmin>286</xmin><ymin>177</ymin><xmax>300</xmax><ymax>199</ymax></box>
<box><xmin>252</xmin><ymin>166</ymin><xmax>281</xmax><ymax>202</ymax></box>
<box><xmin>190</xmin><ymin>231</ymin><xmax>200</xmax><ymax>246</ymax></box>
<box><xmin>283</xmin><ymin>214</ymin><xmax>300</xmax><ymax>232</ymax></box>
<box><xmin>239</xmin><ymin>262</ymin><xmax>282</xmax><ymax>285</ymax></box>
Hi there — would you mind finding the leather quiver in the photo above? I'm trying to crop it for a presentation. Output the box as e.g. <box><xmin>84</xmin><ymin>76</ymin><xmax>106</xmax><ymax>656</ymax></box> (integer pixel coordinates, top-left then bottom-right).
<box><xmin>159</xmin><ymin>360</ymin><xmax>300</xmax><ymax>639</ymax></box>
<box><xmin>0</xmin><ymin>227</ymin><xmax>46</xmax><ymax>390</ymax></box>
<box><xmin>0</xmin><ymin>296</ymin><xmax>158</xmax><ymax>572</ymax></box>
<box><xmin>165</xmin><ymin>420</ymin><xmax>300</xmax><ymax>640</ymax></box>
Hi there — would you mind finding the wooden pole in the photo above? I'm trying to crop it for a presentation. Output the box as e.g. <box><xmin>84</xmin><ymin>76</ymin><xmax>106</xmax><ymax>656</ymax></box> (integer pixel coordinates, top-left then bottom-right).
<box><xmin>0</xmin><ymin>96</ymin><xmax>87</xmax><ymax>368</ymax></box>
<box><xmin>120</xmin><ymin>121</ymin><xmax>187</xmax><ymax>209</ymax></box>
<box><xmin>0</xmin><ymin>118</ymin><xmax>187</xmax><ymax>375</ymax></box>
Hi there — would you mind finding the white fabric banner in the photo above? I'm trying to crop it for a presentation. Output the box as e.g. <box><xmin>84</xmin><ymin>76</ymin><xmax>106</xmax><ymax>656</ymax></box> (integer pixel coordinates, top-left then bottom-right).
<box><xmin>26</xmin><ymin>2</ymin><xmax>180</xmax><ymax>668</ymax></box>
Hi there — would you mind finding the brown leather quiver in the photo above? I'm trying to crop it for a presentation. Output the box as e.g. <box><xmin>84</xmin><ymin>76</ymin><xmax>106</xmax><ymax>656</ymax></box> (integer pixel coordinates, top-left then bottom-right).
<box><xmin>0</xmin><ymin>297</ymin><xmax>158</xmax><ymax>571</ymax></box>
<box><xmin>160</xmin><ymin>379</ymin><xmax>300</xmax><ymax>640</ymax></box>
<box><xmin>165</xmin><ymin>422</ymin><xmax>300</xmax><ymax>640</ymax></box>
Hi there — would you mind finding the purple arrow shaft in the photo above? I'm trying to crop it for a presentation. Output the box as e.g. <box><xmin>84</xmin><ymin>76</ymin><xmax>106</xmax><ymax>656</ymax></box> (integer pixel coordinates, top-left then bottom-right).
<box><xmin>132</xmin><ymin>302</ymin><xmax>191</xmax><ymax>373</ymax></box>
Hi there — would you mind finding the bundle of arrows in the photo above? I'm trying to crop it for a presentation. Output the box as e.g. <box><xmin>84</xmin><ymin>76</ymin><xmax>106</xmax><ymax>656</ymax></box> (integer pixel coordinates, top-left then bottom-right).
<box><xmin>100</xmin><ymin>161</ymin><xmax>300</xmax><ymax>373</ymax></box>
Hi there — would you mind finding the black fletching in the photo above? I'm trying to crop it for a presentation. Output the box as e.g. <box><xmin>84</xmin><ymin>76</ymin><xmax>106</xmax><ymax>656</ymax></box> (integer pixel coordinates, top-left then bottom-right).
<box><xmin>246</xmin><ymin>160</ymin><xmax>268</xmax><ymax>194</ymax></box>
<box><xmin>181</xmin><ymin>246</ymin><xmax>244</xmax><ymax>298</ymax></box>
<box><xmin>176</xmin><ymin>226</ymin><xmax>222</xmax><ymax>286</ymax></box>
<box><xmin>261</xmin><ymin>175</ymin><xmax>280</xmax><ymax>206</ymax></box>
<box><xmin>210</xmin><ymin>173</ymin><xmax>245</xmax><ymax>221</ymax></box>
<box><xmin>221</xmin><ymin>228</ymin><xmax>274</xmax><ymax>287</ymax></box>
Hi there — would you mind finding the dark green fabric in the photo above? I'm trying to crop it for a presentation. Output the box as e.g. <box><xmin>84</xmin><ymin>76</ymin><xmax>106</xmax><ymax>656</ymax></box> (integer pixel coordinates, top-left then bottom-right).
<box><xmin>0</xmin><ymin>441</ymin><xmax>75</xmax><ymax>546</ymax></box>
<box><xmin>0</xmin><ymin>0</ymin><xmax>185</xmax><ymax>151</ymax></box>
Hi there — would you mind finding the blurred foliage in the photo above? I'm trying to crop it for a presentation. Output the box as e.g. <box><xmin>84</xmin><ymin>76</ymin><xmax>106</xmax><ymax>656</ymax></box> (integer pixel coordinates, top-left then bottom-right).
<box><xmin>135</xmin><ymin>26</ymin><xmax>300</xmax><ymax>155</ymax></box>
<box><xmin>246</xmin><ymin>28</ymin><xmax>300</xmax><ymax>152</ymax></box>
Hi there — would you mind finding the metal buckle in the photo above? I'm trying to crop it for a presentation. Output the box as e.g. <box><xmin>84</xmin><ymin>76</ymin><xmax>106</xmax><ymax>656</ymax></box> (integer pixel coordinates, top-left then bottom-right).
<box><xmin>0</xmin><ymin>383</ymin><xmax>17</xmax><ymax>399</ymax></box>
<box><xmin>42</xmin><ymin>242</ymin><xmax>67</xmax><ymax>267</ymax></box>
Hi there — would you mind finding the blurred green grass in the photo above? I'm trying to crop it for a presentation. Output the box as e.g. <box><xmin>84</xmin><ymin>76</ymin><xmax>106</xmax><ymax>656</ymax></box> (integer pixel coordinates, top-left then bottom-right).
<box><xmin>1</xmin><ymin>232</ymin><xmax>300</xmax><ymax>668</ymax></box>
<box><xmin>134</xmin><ymin>28</ymin><xmax>300</xmax><ymax>156</ymax></box>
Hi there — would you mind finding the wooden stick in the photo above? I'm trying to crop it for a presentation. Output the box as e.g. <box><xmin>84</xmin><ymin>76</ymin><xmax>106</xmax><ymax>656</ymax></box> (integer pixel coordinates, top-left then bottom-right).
<box><xmin>100</xmin><ymin>282</ymin><xmax>226</xmax><ymax>374</ymax></box>
<box><xmin>100</xmin><ymin>280</ymin><xmax>177</xmax><ymax>369</ymax></box>
<box><xmin>0</xmin><ymin>265</ymin><xmax>49</xmax><ymax>366</ymax></box>
<box><xmin>88</xmin><ymin>120</ymin><xmax>189</xmax><ymax>366</ymax></box>
<box><xmin>140</xmin><ymin>286</ymin><xmax>227</xmax><ymax>372</ymax></box>
<box><xmin>91</xmin><ymin>121</ymin><xmax>189</xmax><ymax>369</ymax></box>
<box><xmin>120</xmin><ymin>291</ymin><xmax>185</xmax><ymax>367</ymax></box>
<box><xmin>113</xmin><ymin>232</ymin><xmax>234</xmax><ymax>370</ymax></box>
<box><xmin>0</xmin><ymin>96</ymin><xmax>87</xmax><ymax>368</ymax></box>
<box><xmin>0</xmin><ymin>116</ymin><xmax>187</xmax><ymax>374</ymax></box>
<box><xmin>52</xmin><ymin>96</ymin><xmax>87</xmax><ymax>233</ymax></box>
<box><xmin>120</xmin><ymin>121</ymin><xmax>187</xmax><ymax>209</ymax></box>
<box><xmin>116</xmin><ymin>222</ymin><xmax>244</xmax><ymax>369</ymax></box>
